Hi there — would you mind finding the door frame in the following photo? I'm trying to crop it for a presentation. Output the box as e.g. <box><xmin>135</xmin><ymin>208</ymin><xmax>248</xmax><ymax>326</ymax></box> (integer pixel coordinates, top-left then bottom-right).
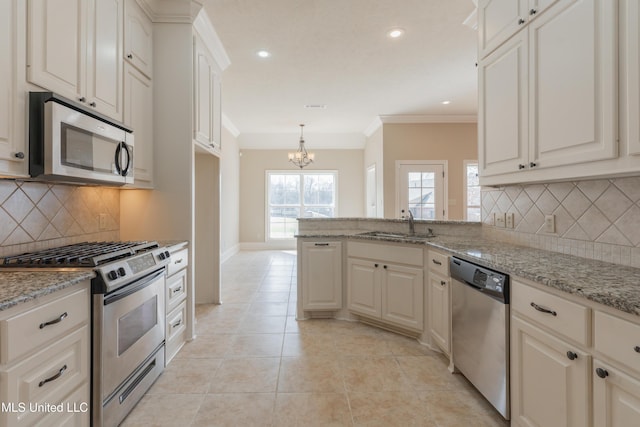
<box><xmin>395</xmin><ymin>160</ymin><xmax>449</xmax><ymax>220</ymax></box>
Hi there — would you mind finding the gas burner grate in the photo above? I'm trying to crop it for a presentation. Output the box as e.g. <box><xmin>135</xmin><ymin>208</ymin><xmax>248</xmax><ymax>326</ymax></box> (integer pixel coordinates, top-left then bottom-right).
<box><xmin>1</xmin><ymin>241</ymin><xmax>159</xmax><ymax>268</ymax></box>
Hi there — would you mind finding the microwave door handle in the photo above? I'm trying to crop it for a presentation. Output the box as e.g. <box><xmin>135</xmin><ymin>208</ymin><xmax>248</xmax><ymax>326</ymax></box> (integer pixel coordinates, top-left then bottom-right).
<box><xmin>120</xmin><ymin>142</ymin><xmax>131</xmax><ymax>176</ymax></box>
<box><xmin>114</xmin><ymin>143</ymin><xmax>122</xmax><ymax>175</ymax></box>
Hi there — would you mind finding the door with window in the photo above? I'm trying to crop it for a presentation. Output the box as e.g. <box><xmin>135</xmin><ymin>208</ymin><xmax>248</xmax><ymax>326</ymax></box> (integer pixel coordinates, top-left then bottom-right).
<box><xmin>398</xmin><ymin>162</ymin><xmax>446</xmax><ymax>220</ymax></box>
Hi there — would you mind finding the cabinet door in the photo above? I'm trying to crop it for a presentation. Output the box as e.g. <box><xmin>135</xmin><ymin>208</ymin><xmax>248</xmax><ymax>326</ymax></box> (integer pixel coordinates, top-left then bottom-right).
<box><xmin>301</xmin><ymin>242</ymin><xmax>342</xmax><ymax>310</ymax></box>
<box><xmin>28</xmin><ymin>0</ymin><xmax>86</xmax><ymax>101</ymax></box>
<box><xmin>593</xmin><ymin>360</ymin><xmax>640</xmax><ymax>427</ymax></box>
<box><xmin>478</xmin><ymin>0</ymin><xmax>528</xmax><ymax>59</ymax></box>
<box><xmin>624</xmin><ymin>0</ymin><xmax>640</xmax><ymax>155</ymax></box>
<box><xmin>428</xmin><ymin>272</ymin><xmax>450</xmax><ymax>354</ymax></box>
<box><xmin>86</xmin><ymin>0</ymin><xmax>123</xmax><ymax>120</ymax></box>
<box><xmin>194</xmin><ymin>33</ymin><xmax>214</xmax><ymax>147</ymax></box>
<box><xmin>528</xmin><ymin>0</ymin><xmax>617</xmax><ymax>169</ymax></box>
<box><xmin>124</xmin><ymin>0</ymin><xmax>153</xmax><ymax>78</ymax></box>
<box><xmin>478</xmin><ymin>30</ymin><xmax>529</xmax><ymax>177</ymax></box>
<box><xmin>124</xmin><ymin>63</ymin><xmax>153</xmax><ymax>186</ymax></box>
<box><xmin>381</xmin><ymin>264</ymin><xmax>423</xmax><ymax>331</ymax></box>
<box><xmin>511</xmin><ymin>315</ymin><xmax>590</xmax><ymax>427</ymax></box>
<box><xmin>347</xmin><ymin>258</ymin><xmax>381</xmax><ymax>318</ymax></box>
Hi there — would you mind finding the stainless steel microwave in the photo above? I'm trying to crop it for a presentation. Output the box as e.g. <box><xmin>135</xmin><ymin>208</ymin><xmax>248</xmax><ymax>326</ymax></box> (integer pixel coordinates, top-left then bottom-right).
<box><xmin>29</xmin><ymin>92</ymin><xmax>134</xmax><ymax>185</ymax></box>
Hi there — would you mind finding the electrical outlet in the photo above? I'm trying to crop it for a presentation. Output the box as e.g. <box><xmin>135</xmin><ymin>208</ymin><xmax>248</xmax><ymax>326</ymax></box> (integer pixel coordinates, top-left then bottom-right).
<box><xmin>495</xmin><ymin>212</ymin><xmax>506</xmax><ymax>228</ymax></box>
<box><xmin>99</xmin><ymin>213</ymin><xmax>108</xmax><ymax>230</ymax></box>
<box><xmin>506</xmin><ymin>212</ymin><xmax>514</xmax><ymax>229</ymax></box>
<box><xmin>544</xmin><ymin>214</ymin><xmax>555</xmax><ymax>233</ymax></box>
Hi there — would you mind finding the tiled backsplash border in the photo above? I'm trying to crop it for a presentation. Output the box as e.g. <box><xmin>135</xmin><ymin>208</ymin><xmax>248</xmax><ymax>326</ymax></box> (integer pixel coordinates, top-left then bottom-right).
<box><xmin>0</xmin><ymin>180</ymin><xmax>119</xmax><ymax>257</ymax></box>
<box><xmin>481</xmin><ymin>176</ymin><xmax>640</xmax><ymax>267</ymax></box>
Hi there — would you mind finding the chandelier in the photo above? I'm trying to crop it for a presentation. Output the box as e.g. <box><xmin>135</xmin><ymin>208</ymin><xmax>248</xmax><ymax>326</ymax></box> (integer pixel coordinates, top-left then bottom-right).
<box><xmin>288</xmin><ymin>124</ymin><xmax>315</xmax><ymax>169</ymax></box>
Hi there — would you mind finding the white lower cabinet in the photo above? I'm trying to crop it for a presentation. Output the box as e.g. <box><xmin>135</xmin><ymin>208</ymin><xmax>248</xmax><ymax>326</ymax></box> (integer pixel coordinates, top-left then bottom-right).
<box><xmin>301</xmin><ymin>241</ymin><xmax>342</xmax><ymax>311</ymax></box>
<box><xmin>347</xmin><ymin>242</ymin><xmax>424</xmax><ymax>332</ymax></box>
<box><xmin>0</xmin><ymin>283</ymin><xmax>90</xmax><ymax>427</ymax></box>
<box><xmin>165</xmin><ymin>245</ymin><xmax>189</xmax><ymax>365</ymax></box>
<box><xmin>511</xmin><ymin>315</ymin><xmax>590</xmax><ymax>427</ymax></box>
<box><xmin>427</xmin><ymin>250</ymin><xmax>451</xmax><ymax>355</ymax></box>
<box><xmin>593</xmin><ymin>360</ymin><xmax>640</xmax><ymax>426</ymax></box>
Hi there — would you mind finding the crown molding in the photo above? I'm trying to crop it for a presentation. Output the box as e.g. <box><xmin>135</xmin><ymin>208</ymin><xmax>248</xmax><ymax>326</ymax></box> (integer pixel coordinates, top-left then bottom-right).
<box><xmin>363</xmin><ymin>117</ymin><xmax>383</xmax><ymax>138</ymax></box>
<box><xmin>379</xmin><ymin>114</ymin><xmax>477</xmax><ymax>123</ymax></box>
<box><xmin>137</xmin><ymin>0</ymin><xmax>203</xmax><ymax>23</ymax></box>
<box><xmin>222</xmin><ymin>114</ymin><xmax>240</xmax><ymax>138</ymax></box>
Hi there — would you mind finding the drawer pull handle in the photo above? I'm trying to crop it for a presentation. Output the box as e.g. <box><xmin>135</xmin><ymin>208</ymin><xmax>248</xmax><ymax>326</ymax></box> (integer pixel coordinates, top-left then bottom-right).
<box><xmin>39</xmin><ymin>364</ymin><xmax>67</xmax><ymax>387</ymax></box>
<box><xmin>635</xmin><ymin>346</ymin><xmax>640</xmax><ymax>353</ymax></box>
<box><xmin>596</xmin><ymin>367</ymin><xmax>609</xmax><ymax>379</ymax></box>
<box><xmin>39</xmin><ymin>312</ymin><xmax>68</xmax><ymax>329</ymax></box>
<box><xmin>432</xmin><ymin>259</ymin><xmax>442</xmax><ymax>266</ymax></box>
<box><xmin>440</xmin><ymin>280</ymin><xmax>446</xmax><ymax>286</ymax></box>
<box><xmin>314</xmin><ymin>243</ymin><xmax>330</xmax><ymax>246</ymax></box>
<box><xmin>175</xmin><ymin>259</ymin><xmax>183</xmax><ymax>264</ymax></box>
<box><xmin>173</xmin><ymin>286</ymin><xmax>183</xmax><ymax>295</ymax></box>
<box><xmin>172</xmin><ymin>319</ymin><xmax>182</xmax><ymax>328</ymax></box>
<box><xmin>530</xmin><ymin>302</ymin><xmax>556</xmax><ymax>316</ymax></box>
<box><xmin>566</xmin><ymin>351</ymin><xmax>578</xmax><ymax>360</ymax></box>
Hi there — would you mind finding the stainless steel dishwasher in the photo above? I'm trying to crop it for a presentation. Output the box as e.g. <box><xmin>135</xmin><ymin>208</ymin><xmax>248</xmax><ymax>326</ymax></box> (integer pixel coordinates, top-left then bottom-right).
<box><xmin>450</xmin><ymin>256</ymin><xmax>510</xmax><ymax>420</ymax></box>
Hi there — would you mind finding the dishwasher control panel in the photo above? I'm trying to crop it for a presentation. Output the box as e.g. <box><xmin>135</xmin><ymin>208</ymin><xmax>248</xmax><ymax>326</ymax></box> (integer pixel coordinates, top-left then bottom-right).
<box><xmin>450</xmin><ymin>257</ymin><xmax>509</xmax><ymax>303</ymax></box>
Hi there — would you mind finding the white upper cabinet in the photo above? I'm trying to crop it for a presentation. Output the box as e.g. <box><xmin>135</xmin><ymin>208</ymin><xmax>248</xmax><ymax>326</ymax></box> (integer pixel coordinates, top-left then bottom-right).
<box><xmin>193</xmin><ymin>31</ymin><xmax>222</xmax><ymax>154</ymax></box>
<box><xmin>623</xmin><ymin>0</ymin><xmax>640</xmax><ymax>156</ymax></box>
<box><xmin>124</xmin><ymin>0</ymin><xmax>152</xmax><ymax>79</ymax></box>
<box><xmin>0</xmin><ymin>0</ymin><xmax>27</xmax><ymax>176</ymax></box>
<box><xmin>478</xmin><ymin>0</ymin><xmax>559</xmax><ymax>59</ymax></box>
<box><xmin>478</xmin><ymin>0</ymin><xmax>618</xmax><ymax>185</ymax></box>
<box><xmin>28</xmin><ymin>0</ymin><xmax>124</xmax><ymax>121</ymax></box>
<box><xmin>124</xmin><ymin>63</ymin><xmax>153</xmax><ymax>186</ymax></box>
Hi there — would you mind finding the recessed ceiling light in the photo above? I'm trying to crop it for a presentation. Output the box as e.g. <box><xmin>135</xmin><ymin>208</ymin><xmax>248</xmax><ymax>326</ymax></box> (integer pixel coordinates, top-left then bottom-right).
<box><xmin>304</xmin><ymin>104</ymin><xmax>327</xmax><ymax>109</ymax></box>
<box><xmin>387</xmin><ymin>28</ymin><xmax>405</xmax><ymax>39</ymax></box>
<box><xmin>256</xmin><ymin>50</ymin><xmax>271</xmax><ymax>58</ymax></box>
<box><xmin>442</xmin><ymin>100</ymin><xmax>451</xmax><ymax>105</ymax></box>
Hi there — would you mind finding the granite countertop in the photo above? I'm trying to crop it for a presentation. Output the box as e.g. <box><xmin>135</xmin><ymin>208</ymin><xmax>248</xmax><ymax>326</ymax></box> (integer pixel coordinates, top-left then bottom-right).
<box><xmin>297</xmin><ymin>232</ymin><xmax>640</xmax><ymax>317</ymax></box>
<box><xmin>0</xmin><ymin>271</ymin><xmax>95</xmax><ymax>312</ymax></box>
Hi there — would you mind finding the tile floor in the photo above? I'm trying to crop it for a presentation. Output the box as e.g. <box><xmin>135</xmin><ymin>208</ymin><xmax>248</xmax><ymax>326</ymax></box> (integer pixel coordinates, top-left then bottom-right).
<box><xmin>122</xmin><ymin>250</ymin><xmax>509</xmax><ymax>426</ymax></box>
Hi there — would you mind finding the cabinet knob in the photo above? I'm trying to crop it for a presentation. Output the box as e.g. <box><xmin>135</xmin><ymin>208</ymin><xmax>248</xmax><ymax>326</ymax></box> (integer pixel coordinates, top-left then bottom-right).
<box><xmin>566</xmin><ymin>351</ymin><xmax>578</xmax><ymax>360</ymax></box>
<box><xmin>89</xmin><ymin>102</ymin><xmax>97</xmax><ymax>107</ymax></box>
<box><xmin>518</xmin><ymin>18</ymin><xmax>526</xmax><ymax>25</ymax></box>
<box><xmin>383</xmin><ymin>265</ymin><xmax>388</xmax><ymax>269</ymax></box>
<box><xmin>440</xmin><ymin>280</ymin><xmax>446</xmax><ymax>286</ymax></box>
<box><xmin>14</xmin><ymin>152</ymin><xmax>24</xmax><ymax>159</ymax></box>
<box><xmin>518</xmin><ymin>164</ymin><xmax>526</xmax><ymax>170</ymax></box>
<box><xmin>127</xmin><ymin>53</ymin><xmax>133</xmax><ymax>59</ymax></box>
<box><xmin>595</xmin><ymin>367</ymin><xmax>609</xmax><ymax>379</ymax></box>
<box><xmin>529</xmin><ymin>162</ymin><xmax>537</xmax><ymax>168</ymax></box>
<box><xmin>634</xmin><ymin>346</ymin><xmax>640</xmax><ymax>353</ymax></box>
<box><xmin>529</xmin><ymin>8</ymin><xmax>537</xmax><ymax>15</ymax></box>
<box><xmin>78</xmin><ymin>97</ymin><xmax>86</xmax><ymax>103</ymax></box>
<box><xmin>374</xmin><ymin>263</ymin><xmax>379</xmax><ymax>268</ymax></box>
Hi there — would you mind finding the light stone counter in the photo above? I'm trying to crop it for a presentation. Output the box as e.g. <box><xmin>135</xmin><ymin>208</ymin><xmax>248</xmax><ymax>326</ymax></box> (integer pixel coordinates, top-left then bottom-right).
<box><xmin>0</xmin><ymin>271</ymin><xmax>95</xmax><ymax>311</ymax></box>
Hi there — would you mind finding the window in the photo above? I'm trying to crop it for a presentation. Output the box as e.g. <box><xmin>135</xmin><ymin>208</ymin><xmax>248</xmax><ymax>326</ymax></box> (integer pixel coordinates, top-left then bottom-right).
<box><xmin>464</xmin><ymin>161</ymin><xmax>480</xmax><ymax>221</ymax></box>
<box><xmin>267</xmin><ymin>171</ymin><xmax>337</xmax><ymax>239</ymax></box>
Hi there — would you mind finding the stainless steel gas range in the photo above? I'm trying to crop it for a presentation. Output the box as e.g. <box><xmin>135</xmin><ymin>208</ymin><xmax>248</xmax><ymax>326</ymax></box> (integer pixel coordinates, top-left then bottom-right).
<box><xmin>1</xmin><ymin>241</ymin><xmax>171</xmax><ymax>427</ymax></box>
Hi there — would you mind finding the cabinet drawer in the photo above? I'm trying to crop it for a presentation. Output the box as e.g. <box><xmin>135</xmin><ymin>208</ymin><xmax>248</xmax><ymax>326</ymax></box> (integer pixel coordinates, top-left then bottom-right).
<box><xmin>512</xmin><ymin>280</ymin><xmax>590</xmax><ymax>346</ymax></box>
<box><xmin>0</xmin><ymin>326</ymin><xmax>89</xmax><ymax>427</ymax></box>
<box><xmin>34</xmin><ymin>383</ymin><xmax>90</xmax><ymax>427</ymax></box>
<box><xmin>347</xmin><ymin>241</ymin><xmax>423</xmax><ymax>266</ymax></box>
<box><xmin>0</xmin><ymin>286</ymin><xmax>89</xmax><ymax>364</ymax></box>
<box><xmin>166</xmin><ymin>268</ymin><xmax>187</xmax><ymax>313</ymax></box>
<box><xmin>428</xmin><ymin>250</ymin><xmax>449</xmax><ymax>275</ymax></box>
<box><xmin>166</xmin><ymin>301</ymin><xmax>187</xmax><ymax>342</ymax></box>
<box><xmin>594</xmin><ymin>311</ymin><xmax>640</xmax><ymax>374</ymax></box>
<box><xmin>167</xmin><ymin>248</ymin><xmax>188</xmax><ymax>276</ymax></box>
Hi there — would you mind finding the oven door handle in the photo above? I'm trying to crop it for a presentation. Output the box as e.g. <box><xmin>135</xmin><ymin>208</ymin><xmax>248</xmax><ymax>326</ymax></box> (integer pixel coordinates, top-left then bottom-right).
<box><xmin>104</xmin><ymin>268</ymin><xmax>165</xmax><ymax>306</ymax></box>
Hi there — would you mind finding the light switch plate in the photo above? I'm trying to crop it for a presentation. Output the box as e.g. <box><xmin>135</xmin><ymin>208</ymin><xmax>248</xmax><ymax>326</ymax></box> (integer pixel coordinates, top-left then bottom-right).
<box><xmin>495</xmin><ymin>212</ymin><xmax>506</xmax><ymax>228</ymax></box>
<box><xmin>506</xmin><ymin>212</ymin><xmax>514</xmax><ymax>229</ymax></box>
<box><xmin>544</xmin><ymin>214</ymin><xmax>555</xmax><ymax>233</ymax></box>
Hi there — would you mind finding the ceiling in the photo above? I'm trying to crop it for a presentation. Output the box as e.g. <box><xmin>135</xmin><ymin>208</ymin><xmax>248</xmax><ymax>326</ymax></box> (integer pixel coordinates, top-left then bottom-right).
<box><xmin>203</xmin><ymin>0</ymin><xmax>478</xmax><ymax>149</ymax></box>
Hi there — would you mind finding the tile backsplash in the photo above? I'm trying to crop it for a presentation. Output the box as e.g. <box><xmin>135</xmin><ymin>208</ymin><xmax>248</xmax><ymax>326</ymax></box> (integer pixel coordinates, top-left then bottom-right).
<box><xmin>482</xmin><ymin>176</ymin><xmax>640</xmax><ymax>267</ymax></box>
<box><xmin>0</xmin><ymin>180</ymin><xmax>119</xmax><ymax>257</ymax></box>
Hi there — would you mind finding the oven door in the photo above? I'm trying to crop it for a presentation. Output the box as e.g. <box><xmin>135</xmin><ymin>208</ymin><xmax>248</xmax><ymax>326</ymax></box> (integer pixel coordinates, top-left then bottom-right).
<box><xmin>94</xmin><ymin>268</ymin><xmax>165</xmax><ymax>401</ymax></box>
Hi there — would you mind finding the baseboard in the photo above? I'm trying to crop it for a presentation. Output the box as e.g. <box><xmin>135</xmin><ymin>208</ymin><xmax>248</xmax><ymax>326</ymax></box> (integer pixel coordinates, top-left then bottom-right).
<box><xmin>239</xmin><ymin>241</ymin><xmax>297</xmax><ymax>251</ymax></box>
<box><xmin>221</xmin><ymin>244</ymin><xmax>240</xmax><ymax>263</ymax></box>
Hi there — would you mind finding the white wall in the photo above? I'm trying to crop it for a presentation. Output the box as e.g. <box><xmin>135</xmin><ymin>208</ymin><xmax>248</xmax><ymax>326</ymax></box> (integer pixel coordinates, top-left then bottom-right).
<box><xmin>239</xmin><ymin>149</ymin><xmax>364</xmax><ymax>246</ymax></box>
<box><xmin>220</xmin><ymin>126</ymin><xmax>240</xmax><ymax>259</ymax></box>
<box><xmin>364</xmin><ymin>126</ymin><xmax>384</xmax><ymax>218</ymax></box>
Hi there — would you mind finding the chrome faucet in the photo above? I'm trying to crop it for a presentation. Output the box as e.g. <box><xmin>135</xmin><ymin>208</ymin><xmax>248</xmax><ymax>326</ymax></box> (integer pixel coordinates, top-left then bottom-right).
<box><xmin>407</xmin><ymin>209</ymin><xmax>415</xmax><ymax>235</ymax></box>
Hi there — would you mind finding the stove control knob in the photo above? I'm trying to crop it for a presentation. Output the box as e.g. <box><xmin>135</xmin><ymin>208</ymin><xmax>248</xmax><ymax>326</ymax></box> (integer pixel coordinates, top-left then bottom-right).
<box><xmin>107</xmin><ymin>270</ymin><xmax>118</xmax><ymax>281</ymax></box>
<box><xmin>164</xmin><ymin>251</ymin><xmax>170</xmax><ymax>258</ymax></box>
<box><xmin>158</xmin><ymin>252</ymin><xmax>166</xmax><ymax>260</ymax></box>
<box><xmin>117</xmin><ymin>267</ymin><xmax>126</xmax><ymax>277</ymax></box>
